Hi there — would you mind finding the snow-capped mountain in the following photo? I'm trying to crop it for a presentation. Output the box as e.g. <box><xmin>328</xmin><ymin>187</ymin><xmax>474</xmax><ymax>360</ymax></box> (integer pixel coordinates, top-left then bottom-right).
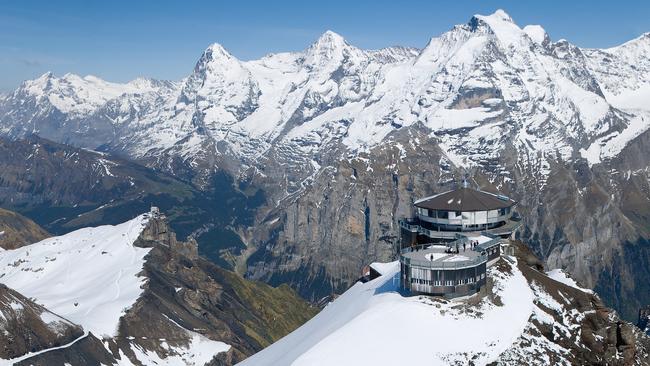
<box><xmin>2</xmin><ymin>10</ymin><xmax>648</xmax><ymax>180</ymax></box>
<box><xmin>240</xmin><ymin>246</ymin><xmax>650</xmax><ymax>365</ymax></box>
<box><xmin>0</xmin><ymin>215</ymin><xmax>154</xmax><ymax>339</ymax></box>
<box><xmin>2</xmin><ymin>9</ymin><xmax>650</xmax><ymax>323</ymax></box>
<box><xmin>0</xmin><ymin>211</ymin><xmax>316</xmax><ymax>365</ymax></box>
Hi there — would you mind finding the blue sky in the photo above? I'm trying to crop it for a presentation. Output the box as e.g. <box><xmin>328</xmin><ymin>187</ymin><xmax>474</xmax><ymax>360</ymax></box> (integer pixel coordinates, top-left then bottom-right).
<box><xmin>1</xmin><ymin>0</ymin><xmax>649</xmax><ymax>91</ymax></box>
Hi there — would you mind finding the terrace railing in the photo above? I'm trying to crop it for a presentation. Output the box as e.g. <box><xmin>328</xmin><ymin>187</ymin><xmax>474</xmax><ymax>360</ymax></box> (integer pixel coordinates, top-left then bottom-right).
<box><xmin>400</xmin><ymin>242</ymin><xmax>488</xmax><ymax>270</ymax></box>
<box><xmin>399</xmin><ymin>217</ymin><xmax>521</xmax><ymax>239</ymax></box>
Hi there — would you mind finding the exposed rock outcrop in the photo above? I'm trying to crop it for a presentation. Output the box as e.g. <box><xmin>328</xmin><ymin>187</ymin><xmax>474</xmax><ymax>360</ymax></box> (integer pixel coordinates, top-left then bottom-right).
<box><xmin>112</xmin><ymin>214</ymin><xmax>318</xmax><ymax>365</ymax></box>
<box><xmin>0</xmin><ymin>213</ymin><xmax>317</xmax><ymax>366</ymax></box>
<box><xmin>0</xmin><ymin>207</ymin><xmax>49</xmax><ymax>249</ymax></box>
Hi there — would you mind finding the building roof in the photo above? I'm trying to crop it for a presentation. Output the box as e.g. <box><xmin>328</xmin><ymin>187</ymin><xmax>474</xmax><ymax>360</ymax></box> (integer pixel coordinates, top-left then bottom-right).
<box><xmin>414</xmin><ymin>187</ymin><xmax>516</xmax><ymax>212</ymax></box>
<box><xmin>401</xmin><ymin>245</ymin><xmax>486</xmax><ymax>269</ymax></box>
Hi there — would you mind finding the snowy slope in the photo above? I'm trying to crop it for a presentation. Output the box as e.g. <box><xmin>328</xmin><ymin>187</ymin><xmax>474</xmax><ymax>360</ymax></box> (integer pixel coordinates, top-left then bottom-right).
<box><xmin>121</xmin><ymin>331</ymin><xmax>231</xmax><ymax>366</ymax></box>
<box><xmin>239</xmin><ymin>257</ymin><xmax>650</xmax><ymax>366</ymax></box>
<box><xmin>240</xmin><ymin>261</ymin><xmax>536</xmax><ymax>365</ymax></box>
<box><xmin>0</xmin><ymin>214</ymin><xmax>152</xmax><ymax>338</ymax></box>
<box><xmin>0</xmin><ymin>214</ymin><xmax>241</xmax><ymax>365</ymax></box>
<box><xmin>545</xmin><ymin>269</ymin><xmax>593</xmax><ymax>294</ymax></box>
<box><xmin>18</xmin><ymin>73</ymin><xmax>164</xmax><ymax>116</ymax></box>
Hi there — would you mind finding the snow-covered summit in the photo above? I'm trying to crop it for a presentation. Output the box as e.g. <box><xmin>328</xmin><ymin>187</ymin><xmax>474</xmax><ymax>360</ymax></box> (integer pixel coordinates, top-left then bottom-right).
<box><xmin>0</xmin><ymin>214</ymin><xmax>152</xmax><ymax>338</ymax></box>
<box><xmin>1</xmin><ymin>9</ymin><xmax>650</xmax><ymax>182</ymax></box>
<box><xmin>303</xmin><ymin>30</ymin><xmax>351</xmax><ymax>68</ymax></box>
<box><xmin>240</xmin><ymin>257</ymin><xmax>650</xmax><ymax>365</ymax></box>
<box><xmin>240</xmin><ymin>260</ymin><xmax>532</xmax><ymax>365</ymax></box>
<box><xmin>523</xmin><ymin>24</ymin><xmax>549</xmax><ymax>45</ymax></box>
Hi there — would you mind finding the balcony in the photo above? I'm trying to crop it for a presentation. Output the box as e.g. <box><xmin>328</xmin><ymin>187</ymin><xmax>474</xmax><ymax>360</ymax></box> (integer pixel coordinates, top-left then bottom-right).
<box><xmin>400</xmin><ymin>244</ymin><xmax>487</xmax><ymax>270</ymax></box>
<box><xmin>399</xmin><ymin>216</ymin><xmax>522</xmax><ymax>240</ymax></box>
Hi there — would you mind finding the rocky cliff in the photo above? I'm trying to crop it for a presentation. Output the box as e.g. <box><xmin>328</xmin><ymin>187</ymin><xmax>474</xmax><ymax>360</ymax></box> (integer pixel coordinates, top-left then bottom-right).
<box><xmin>0</xmin><ymin>213</ymin><xmax>317</xmax><ymax>365</ymax></box>
<box><xmin>0</xmin><ymin>207</ymin><xmax>49</xmax><ymax>249</ymax></box>
<box><xmin>2</xmin><ymin>10</ymin><xmax>650</xmax><ymax>322</ymax></box>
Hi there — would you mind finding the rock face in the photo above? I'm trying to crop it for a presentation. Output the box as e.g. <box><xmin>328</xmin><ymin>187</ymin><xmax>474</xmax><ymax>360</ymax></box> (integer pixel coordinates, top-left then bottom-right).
<box><xmin>0</xmin><ymin>207</ymin><xmax>49</xmax><ymax>249</ymax></box>
<box><xmin>640</xmin><ymin>306</ymin><xmax>650</xmax><ymax>335</ymax></box>
<box><xmin>0</xmin><ymin>136</ymin><xmax>261</xmax><ymax>269</ymax></box>
<box><xmin>0</xmin><ymin>284</ymin><xmax>82</xmax><ymax>359</ymax></box>
<box><xmin>0</xmin><ymin>284</ymin><xmax>116</xmax><ymax>365</ymax></box>
<box><xmin>113</xmin><ymin>213</ymin><xmax>318</xmax><ymax>365</ymax></box>
<box><xmin>1</xmin><ymin>10</ymin><xmax>650</xmax><ymax>321</ymax></box>
<box><xmin>507</xmin><ymin>241</ymin><xmax>650</xmax><ymax>365</ymax></box>
<box><xmin>0</xmin><ymin>213</ymin><xmax>317</xmax><ymax>365</ymax></box>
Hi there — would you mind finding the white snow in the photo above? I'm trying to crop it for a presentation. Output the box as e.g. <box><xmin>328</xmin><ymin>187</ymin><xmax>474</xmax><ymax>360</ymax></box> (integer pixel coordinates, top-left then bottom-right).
<box><xmin>0</xmin><ymin>331</ymin><xmax>90</xmax><ymax>366</ymax></box>
<box><xmin>239</xmin><ymin>259</ymin><xmax>534</xmax><ymax>366</ymax></box>
<box><xmin>546</xmin><ymin>269</ymin><xmax>594</xmax><ymax>294</ymax></box>
<box><xmin>602</xmin><ymin>83</ymin><xmax>650</xmax><ymax>111</ymax></box>
<box><xmin>122</xmin><ymin>331</ymin><xmax>230</xmax><ymax>366</ymax></box>
<box><xmin>8</xmin><ymin>301</ymin><xmax>23</xmax><ymax>311</ymax></box>
<box><xmin>3</xmin><ymin>9</ymin><xmax>650</xmax><ymax>192</ymax></box>
<box><xmin>22</xmin><ymin>73</ymin><xmax>159</xmax><ymax>116</ymax></box>
<box><xmin>444</xmin><ymin>254</ymin><xmax>471</xmax><ymax>262</ymax></box>
<box><xmin>0</xmin><ymin>214</ymin><xmax>152</xmax><ymax>338</ymax></box>
<box><xmin>523</xmin><ymin>25</ymin><xmax>548</xmax><ymax>45</ymax></box>
<box><xmin>580</xmin><ymin>115</ymin><xmax>649</xmax><ymax>166</ymax></box>
<box><xmin>425</xmin><ymin>252</ymin><xmax>449</xmax><ymax>261</ymax></box>
<box><xmin>368</xmin><ymin>262</ymin><xmax>397</xmax><ymax>275</ymax></box>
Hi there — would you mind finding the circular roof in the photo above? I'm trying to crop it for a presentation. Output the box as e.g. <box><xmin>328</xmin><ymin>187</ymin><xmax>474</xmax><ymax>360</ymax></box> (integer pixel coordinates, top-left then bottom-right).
<box><xmin>414</xmin><ymin>187</ymin><xmax>516</xmax><ymax>212</ymax></box>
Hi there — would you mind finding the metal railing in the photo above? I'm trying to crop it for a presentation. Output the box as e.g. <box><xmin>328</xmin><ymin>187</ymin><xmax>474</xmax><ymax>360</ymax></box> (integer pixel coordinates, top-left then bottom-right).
<box><xmin>399</xmin><ymin>233</ymin><xmax>506</xmax><ymax>270</ymax></box>
<box><xmin>399</xmin><ymin>219</ymin><xmax>419</xmax><ymax>232</ymax></box>
<box><xmin>401</xmin><ymin>252</ymin><xmax>487</xmax><ymax>270</ymax></box>
<box><xmin>400</xmin><ymin>240</ymin><xmax>488</xmax><ymax>270</ymax></box>
<box><xmin>399</xmin><ymin>217</ymin><xmax>521</xmax><ymax>239</ymax></box>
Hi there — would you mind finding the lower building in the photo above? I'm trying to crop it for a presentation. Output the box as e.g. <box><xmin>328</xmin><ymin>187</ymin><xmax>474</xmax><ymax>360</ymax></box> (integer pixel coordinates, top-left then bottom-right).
<box><xmin>399</xmin><ymin>184</ymin><xmax>520</xmax><ymax>298</ymax></box>
<box><xmin>400</xmin><ymin>235</ymin><xmax>502</xmax><ymax>298</ymax></box>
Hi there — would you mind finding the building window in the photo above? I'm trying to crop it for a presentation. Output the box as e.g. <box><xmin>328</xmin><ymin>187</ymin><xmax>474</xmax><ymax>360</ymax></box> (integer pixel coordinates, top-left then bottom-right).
<box><xmin>438</xmin><ymin>211</ymin><xmax>449</xmax><ymax>219</ymax></box>
<box><xmin>446</xmin><ymin>280</ymin><xmax>454</xmax><ymax>286</ymax></box>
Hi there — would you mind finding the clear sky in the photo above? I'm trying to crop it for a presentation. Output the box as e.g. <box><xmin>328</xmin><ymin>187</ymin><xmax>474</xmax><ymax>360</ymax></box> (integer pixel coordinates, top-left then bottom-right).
<box><xmin>1</xmin><ymin>0</ymin><xmax>649</xmax><ymax>92</ymax></box>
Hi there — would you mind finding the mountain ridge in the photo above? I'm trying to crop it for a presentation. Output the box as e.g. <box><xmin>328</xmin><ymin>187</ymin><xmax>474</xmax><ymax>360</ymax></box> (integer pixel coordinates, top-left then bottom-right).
<box><xmin>2</xmin><ymin>9</ymin><xmax>650</xmax><ymax>322</ymax></box>
<box><xmin>239</xmin><ymin>241</ymin><xmax>650</xmax><ymax>365</ymax></box>
<box><xmin>0</xmin><ymin>211</ymin><xmax>317</xmax><ymax>365</ymax></box>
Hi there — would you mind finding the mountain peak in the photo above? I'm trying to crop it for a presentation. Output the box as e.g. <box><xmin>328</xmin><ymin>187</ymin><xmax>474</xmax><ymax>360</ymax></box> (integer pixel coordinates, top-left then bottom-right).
<box><xmin>467</xmin><ymin>9</ymin><xmax>529</xmax><ymax>47</ymax></box>
<box><xmin>38</xmin><ymin>71</ymin><xmax>54</xmax><ymax>80</ymax></box>
<box><xmin>303</xmin><ymin>30</ymin><xmax>351</xmax><ymax>68</ymax></box>
<box><xmin>204</xmin><ymin>42</ymin><xmax>235</xmax><ymax>60</ymax></box>
<box><xmin>489</xmin><ymin>9</ymin><xmax>514</xmax><ymax>22</ymax></box>
<box><xmin>190</xmin><ymin>42</ymin><xmax>241</xmax><ymax>79</ymax></box>
<box><xmin>471</xmin><ymin>9</ymin><xmax>514</xmax><ymax>27</ymax></box>
<box><xmin>308</xmin><ymin>30</ymin><xmax>348</xmax><ymax>51</ymax></box>
<box><xmin>319</xmin><ymin>30</ymin><xmax>345</xmax><ymax>42</ymax></box>
<box><xmin>608</xmin><ymin>31</ymin><xmax>650</xmax><ymax>51</ymax></box>
<box><xmin>523</xmin><ymin>24</ymin><xmax>549</xmax><ymax>45</ymax></box>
